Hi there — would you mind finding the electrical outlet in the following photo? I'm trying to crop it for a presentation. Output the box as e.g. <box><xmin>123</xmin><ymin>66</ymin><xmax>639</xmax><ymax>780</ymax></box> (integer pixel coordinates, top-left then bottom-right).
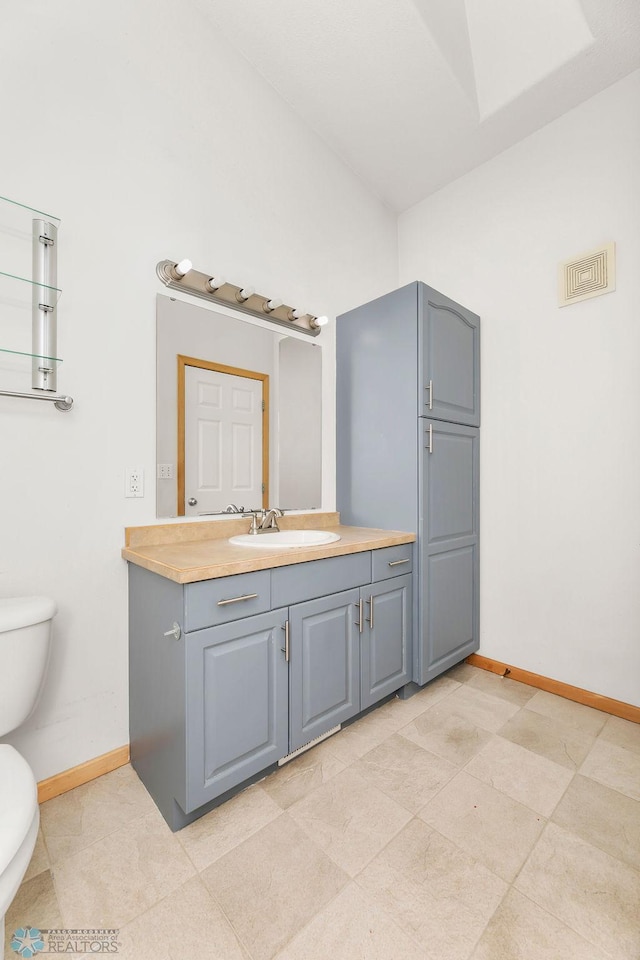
<box><xmin>157</xmin><ymin>463</ymin><xmax>175</xmax><ymax>480</ymax></box>
<box><xmin>125</xmin><ymin>467</ymin><xmax>144</xmax><ymax>498</ymax></box>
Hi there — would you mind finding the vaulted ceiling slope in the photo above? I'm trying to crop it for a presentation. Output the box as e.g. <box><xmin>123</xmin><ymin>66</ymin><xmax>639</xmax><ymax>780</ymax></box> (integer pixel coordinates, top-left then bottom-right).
<box><xmin>194</xmin><ymin>0</ymin><xmax>640</xmax><ymax>211</ymax></box>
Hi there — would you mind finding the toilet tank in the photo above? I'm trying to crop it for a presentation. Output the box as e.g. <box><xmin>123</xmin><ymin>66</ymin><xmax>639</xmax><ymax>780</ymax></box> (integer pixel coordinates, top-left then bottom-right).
<box><xmin>0</xmin><ymin>597</ymin><xmax>55</xmax><ymax>738</ymax></box>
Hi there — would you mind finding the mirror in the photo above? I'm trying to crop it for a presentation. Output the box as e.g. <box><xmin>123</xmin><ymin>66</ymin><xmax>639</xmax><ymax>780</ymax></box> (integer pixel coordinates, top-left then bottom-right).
<box><xmin>156</xmin><ymin>294</ymin><xmax>322</xmax><ymax>517</ymax></box>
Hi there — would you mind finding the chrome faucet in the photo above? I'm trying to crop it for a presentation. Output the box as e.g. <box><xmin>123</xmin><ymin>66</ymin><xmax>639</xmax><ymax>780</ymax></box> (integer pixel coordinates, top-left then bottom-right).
<box><xmin>245</xmin><ymin>507</ymin><xmax>284</xmax><ymax>534</ymax></box>
<box><xmin>259</xmin><ymin>508</ymin><xmax>284</xmax><ymax>531</ymax></box>
<box><xmin>224</xmin><ymin>503</ymin><xmax>245</xmax><ymax>513</ymax></box>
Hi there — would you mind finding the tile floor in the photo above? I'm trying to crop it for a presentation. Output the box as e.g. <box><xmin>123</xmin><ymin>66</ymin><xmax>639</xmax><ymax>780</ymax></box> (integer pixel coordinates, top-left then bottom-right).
<box><xmin>5</xmin><ymin>663</ymin><xmax>640</xmax><ymax>960</ymax></box>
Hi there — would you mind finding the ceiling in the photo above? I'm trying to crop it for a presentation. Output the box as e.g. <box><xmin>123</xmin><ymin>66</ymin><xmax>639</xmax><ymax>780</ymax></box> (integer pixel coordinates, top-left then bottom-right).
<box><xmin>194</xmin><ymin>0</ymin><xmax>640</xmax><ymax>211</ymax></box>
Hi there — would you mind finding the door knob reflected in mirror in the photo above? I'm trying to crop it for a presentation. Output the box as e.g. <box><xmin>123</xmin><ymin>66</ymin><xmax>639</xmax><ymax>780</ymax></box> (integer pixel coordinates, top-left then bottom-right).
<box><xmin>188</xmin><ymin>497</ymin><xmax>197</xmax><ymax>506</ymax></box>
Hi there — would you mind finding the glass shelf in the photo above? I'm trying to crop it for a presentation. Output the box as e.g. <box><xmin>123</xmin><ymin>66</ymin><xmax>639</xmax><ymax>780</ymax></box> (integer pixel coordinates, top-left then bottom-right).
<box><xmin>0</xmin><ymin>193</ymin><xmax>61</xmax><ymax>285</ymax></box>
<box><xmin>0</xmin><ymin>346</ymin><xmax>62</xmax><ymax>363</ymax></box>
<box><xmin>0</xmin><ymin>269</ymin><xmax>62</xmax><ymax>301</ymax></box>
<box><xmin>0</xmin><ymin>195</ymin><xmax>60</xmax><ymax>229</ymax></box>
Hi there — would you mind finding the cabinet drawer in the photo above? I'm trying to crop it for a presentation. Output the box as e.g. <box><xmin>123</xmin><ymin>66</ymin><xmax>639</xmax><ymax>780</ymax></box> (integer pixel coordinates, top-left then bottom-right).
<box><xmin>271</xmin><ymin>552</ymin><xmax>371</xmax><ymax>607</ymax></box>
<box><xmin>184</xmin><ymin>571</ymin><xmax>271</xmax><ymax>632</ymax></box>
<box><xmin>371</xmin><ymin>544</ymin><xmax>413</xmax><ymax>582</ymax></box>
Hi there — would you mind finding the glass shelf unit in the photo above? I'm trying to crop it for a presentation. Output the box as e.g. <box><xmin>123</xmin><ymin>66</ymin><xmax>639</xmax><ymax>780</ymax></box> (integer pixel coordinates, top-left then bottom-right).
<box><xmin>0</xmin><ymin>195</ymin><xmax>63</xmax><ymax>393</ymax></box>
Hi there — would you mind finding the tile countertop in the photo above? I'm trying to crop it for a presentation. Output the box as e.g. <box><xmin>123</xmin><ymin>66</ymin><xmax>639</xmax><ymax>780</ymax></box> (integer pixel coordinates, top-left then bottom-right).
<box><xmin>122</xmin><ymin>512</ymin><xmax>416</xmax><ymax>584</ymax></box>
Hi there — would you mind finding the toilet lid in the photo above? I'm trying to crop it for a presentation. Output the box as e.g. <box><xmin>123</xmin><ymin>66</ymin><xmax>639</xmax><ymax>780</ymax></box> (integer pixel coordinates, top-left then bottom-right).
<box><xmin>0</xmin><ymin>745</ymin><xmax>38</xmax><ymax>872</ymax></box>
<box><xmin>0</xmin><ymin>596</ymin><xmax>57</xmax><ymax>632</ymax></box>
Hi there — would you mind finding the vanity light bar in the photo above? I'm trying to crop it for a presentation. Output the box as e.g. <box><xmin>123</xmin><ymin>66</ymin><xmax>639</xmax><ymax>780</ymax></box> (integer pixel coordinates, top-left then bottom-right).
<box><xmin>156</xmin><ymin>260</ymin><xmax>326</xmax><ymax>337</ymax></box>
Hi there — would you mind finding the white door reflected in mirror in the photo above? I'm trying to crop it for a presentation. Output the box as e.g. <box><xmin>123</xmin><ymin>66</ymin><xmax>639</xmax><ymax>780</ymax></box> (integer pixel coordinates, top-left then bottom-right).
<box><xmin>183</xmin><ymin>361</ymin><xmax>267</xmax><ymax>516</ymax></box>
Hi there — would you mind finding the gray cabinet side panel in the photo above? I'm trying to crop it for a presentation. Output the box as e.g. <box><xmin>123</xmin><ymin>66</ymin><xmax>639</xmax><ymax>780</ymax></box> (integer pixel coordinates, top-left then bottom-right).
<box><xmin>128</xmin><ymin>565</ymin><xmax>187</xmax><ymax>821</ymax></box>
<box><xmin>336</xmin><ymin>282</ymin><xmax>419</xmax><ymax>532</ymax></box>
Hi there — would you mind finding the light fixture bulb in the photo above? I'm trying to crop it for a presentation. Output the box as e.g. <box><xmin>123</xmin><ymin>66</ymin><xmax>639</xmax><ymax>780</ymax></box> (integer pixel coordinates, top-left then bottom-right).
<box><xmin>207</xmin><ymin>276</ymin><xmax>225</xmax><ymax>291</ymax></box>
<box><xmin>236</xmin><ymin>287</ymin><xmax>254</xmax><ymax>302</ymax></box>
<box><xmin>264</xmin><ymin>298</ymin><xmax>283</xmax><ymax>313</ymax></box>
<box><xmin>309</xmin><ymin>314</ymin><xmax>329</xmax><ymax>329</ymax></box>
<box><xmin>288</xmin><ymin>308</ymin><xmax>306</xmax><ymax>321</ymax></box>
<box><xmin>174</xmin><ymin>258</ymin><xmax>192</xmax><ymax>278</ymax></box>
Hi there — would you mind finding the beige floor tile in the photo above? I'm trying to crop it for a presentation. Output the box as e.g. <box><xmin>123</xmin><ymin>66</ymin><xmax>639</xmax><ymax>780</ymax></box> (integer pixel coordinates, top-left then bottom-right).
<box><xmin>178</xmin><ymin>782</ymin><xmax>282</xmax><ymax>871</ymax></box>
<box><xmin>273</xmin><ymin>883</ymin><xmax>428</xmax><ymax>960</ymax></box>
<box><xmin>260</xmin><ymin>742</ymin><xmax>346</xmax><ymax>810</ymax></box>
<box><xmin>465</xmin><ymin>736</ymin><xmax>573</xmax><ymax>817</ymax></box>
<box><xmin>4</xmin><ymin>870</ymin><xmax>62</xmax><ymax>960</ymax></box>
<box><xmin>552</xmin><ymin>774</ymin><xmax>640</xmax><ymax>871</ymax></box>
<box><xmin>579</xmin><ymin>738</ymin><xmax>640</xmax><ymax>801</ymax></box>
<box><xmin>353</xmin><ymin>733</ymin><xmax>456</xmax><ymax>813</ymax></box>
<box><xmin>421</xmin><ymin>684</ymin><xmax>521</xmax><ymax>734</ymax></box>
<box><xmin>118</xmin><ymin>876</ymin><xmax>249</xmax><ymax>960</ymax></box>
<box><xmin>287</xmin><ymin>766</ymin><xmax>412</xmax><ymax>877</ymax></box>
<box><xmin>443</xmin><ymin>662</ymin><xmax>480</xmax><ymax>683</ymax></box>
<box><xmin>320</xmin><ymin>713</ymin><xmax>395</xmax><ymax>765</ymax></box>
<box><xmin>598</xmin><ymin>714</ymin><xmax>640</xmax><ymax>757</ymax></box>
<box><xmin>400</xmin><ymin>712</ymin><xmax>494</xmax><ymax>767</ymax></box>
<box><xmin>515</xmin><ymin>822</ymin><xmax>640</xmax><ymax>960</ymax></box>
<box><xmin>470</xmin><ymin>888</ymin><xmax>611</xmax><ymax>960</ymax></box>
<box><xmin>419</xmin><ymin>771</ymin><xmax>545</xmax><ymax>882</ymax></box>
<box><xmin>40</xmin><ymin>764</ymin><xmax>156</xmax><ymax>864</ymax></box>
<box><xmin>357</xmin><ymin>818</ymin><xmax>506</xmax><ymax>960</ymax></box>
<box><xmin>52</xmin><ymin>808</ymin><xmax>195</xmax><ymax>928</ymax></box>
<box><xmin>498</xmin><ymin>708</ymin><xmax>595</xmax><ymax>770</ymax></box>
<box><xmin>464</xmin><ymin>669</ymin><xmax>537</xmax><ymax>707</ymax></box>
<box><xmin>524</xmin><ymin>690</ymin><xmax>607</xmax><ymax>737</ymax></box>
<box><xmin>389</xmin><ymin>675</ymin><xmax>462</xmax><ymax>719</ymax></box>
<box><xmin>201</xmin><ymin>812</ymin><xmax>348</xmax><ymax>960</ymax></box>
<box><xmin>23</xmin><ymin>828</ymin><xmax>49</xmax><ymax>883</ymax></box>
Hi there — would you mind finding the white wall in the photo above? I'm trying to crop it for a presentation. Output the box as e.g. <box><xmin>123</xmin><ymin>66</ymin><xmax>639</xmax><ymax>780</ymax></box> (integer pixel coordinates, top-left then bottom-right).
<box><xmin>0</xmin><ymin>0</ymin><xmax>398</xmax><ymax>779</ymax></box>
<box><xmin>399</xmin><ymin>70</ymin><xmax>640</xmax><ymax>706</ymax></box>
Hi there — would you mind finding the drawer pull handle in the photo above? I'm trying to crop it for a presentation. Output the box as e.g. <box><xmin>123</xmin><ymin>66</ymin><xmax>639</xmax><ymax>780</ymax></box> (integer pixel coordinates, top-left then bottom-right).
<box><xmin>354</xmin><ymin>599</ymin><xmax>363</xmax><ymax>633</ymax></box>
<box><xmin>366</xmin><ymin>596</ymin><xmax>374</xmax><ymax>628</ymax></box>
<box><xmin>388</xmin><ymin>558</ymin><xmax>410</xmax><ymax>567</ymax></box>
<box><xmin>217</xmin><ymin>593</ymin><xmax>259</xmax><ymax>606</ymax></box>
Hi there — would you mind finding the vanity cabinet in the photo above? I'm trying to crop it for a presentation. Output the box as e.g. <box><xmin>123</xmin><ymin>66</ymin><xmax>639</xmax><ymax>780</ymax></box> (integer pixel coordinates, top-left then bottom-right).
<box><xmin>360</xmin><ymin>574</ymin><xmax>412</xmax><ymax>710</ymax></box>
<box><xmin>185</xmin><ymin>609</ymin><xmax>288</xmax><ymax>811</ymax></box>
<box><xmin>128</xmin><ymin>543</ymin><xmax>413</xmax><ymax>831</ymax></box>
<box><xmin>289</xmin><ymin>589</ymin><xmax>360</xmax><ymax>751</ymax></box>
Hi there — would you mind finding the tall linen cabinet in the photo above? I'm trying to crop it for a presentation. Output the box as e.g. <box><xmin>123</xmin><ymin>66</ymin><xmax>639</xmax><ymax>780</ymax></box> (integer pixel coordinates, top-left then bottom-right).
<box><xmin>336</xmin><ymin>282</ymin><xmax>480</xmax><ymax>685</ymax></box>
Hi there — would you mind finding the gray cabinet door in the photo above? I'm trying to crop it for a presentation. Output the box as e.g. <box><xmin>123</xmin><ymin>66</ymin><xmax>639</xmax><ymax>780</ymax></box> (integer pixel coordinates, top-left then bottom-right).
<box><xmin>289</xmin><ymin>588</ymin><xmax>360</xmax><ymax>751</ymax></box>
<box><xmin>360</xmin><ymin>574</ymin><xmax>412</xmax><ymax>710</ymax></box>
<box><xmin>185</xmin><ymin>609</ymin><xmax>288</xmax><ymax>811</ymax></box>
<box><xmin>419</xmin><ymin>285</ymin><xmax>480</xmax><ymax>427</ymax></box>
<box><xmin>419</xmin><ymin>421</ymin><xmax>479</xmax><ymax>683</ymax></box>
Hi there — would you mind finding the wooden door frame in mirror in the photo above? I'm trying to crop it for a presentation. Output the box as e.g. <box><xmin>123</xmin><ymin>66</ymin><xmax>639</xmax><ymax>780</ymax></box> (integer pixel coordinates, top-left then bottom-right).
<box><xmin>177</xmin><ymin>354</ymin><xmax>270</xmax><ymax>516</ymax></box>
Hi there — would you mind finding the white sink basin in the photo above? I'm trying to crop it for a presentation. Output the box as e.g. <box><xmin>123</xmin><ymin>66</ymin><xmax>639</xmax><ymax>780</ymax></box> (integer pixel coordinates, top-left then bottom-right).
<box><xmin>229</xmin><ymin>530</ymin><xmax>341</xmax><ymax>548</ymax></box>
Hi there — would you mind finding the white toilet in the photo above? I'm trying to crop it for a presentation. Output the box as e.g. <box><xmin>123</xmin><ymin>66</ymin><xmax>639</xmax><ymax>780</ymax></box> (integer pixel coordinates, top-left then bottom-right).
<box><xmin>0</xmin><ymin>596</ymin><xmax>55</xmax><ymax>945</ymax></box>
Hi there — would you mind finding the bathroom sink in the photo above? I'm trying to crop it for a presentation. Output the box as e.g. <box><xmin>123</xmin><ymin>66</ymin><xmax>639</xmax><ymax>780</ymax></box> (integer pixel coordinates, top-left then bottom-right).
<box><xmin>229</xmin><ymin>530</ymin><xmax>341</xmax><ymax>548</ymax></box>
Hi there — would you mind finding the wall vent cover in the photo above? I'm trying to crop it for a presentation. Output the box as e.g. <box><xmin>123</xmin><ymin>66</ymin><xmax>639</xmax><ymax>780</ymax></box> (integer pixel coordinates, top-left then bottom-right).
<box><xmin>558</xmin><ymin>242</ymin><xmax>615</xmax><ymax>307</ymax></box>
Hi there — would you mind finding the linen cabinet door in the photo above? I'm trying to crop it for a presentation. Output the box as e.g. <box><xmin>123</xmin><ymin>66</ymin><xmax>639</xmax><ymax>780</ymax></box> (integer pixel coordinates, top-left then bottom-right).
<box><xmin>185</xmin><ymin>609</ymin><xmax>288</xmax><ymax>812</ymax></box>
<box><xmin>419</xmin><ymin>284</ymin><xmax>480</xmax><ymax>427</ymax></box>
<box><xmin>361</xmin><ymin>574</ymin><xmax>412</xmax><ymax>710</ymax></box>
<box><xmin>289</xmin><ymin>588</ymin><xmax>360</xmax><ymax>752</ymax></box>
<box><xmin>419</xmin><ymin>421</ymin><xmax>479</xmax><ymax>683</ymax></box>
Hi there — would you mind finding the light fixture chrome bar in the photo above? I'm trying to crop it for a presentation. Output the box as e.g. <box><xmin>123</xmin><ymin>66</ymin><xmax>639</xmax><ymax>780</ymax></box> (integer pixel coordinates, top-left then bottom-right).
<box><xmin>156</xmin><ymin>260</ymin><xmax>324</xmax><ymax>337</ymax></box>
<box><xmin>0</xmin><ymin>389</ymin><xmax>73</xmax><ymax>411</ymax></box>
